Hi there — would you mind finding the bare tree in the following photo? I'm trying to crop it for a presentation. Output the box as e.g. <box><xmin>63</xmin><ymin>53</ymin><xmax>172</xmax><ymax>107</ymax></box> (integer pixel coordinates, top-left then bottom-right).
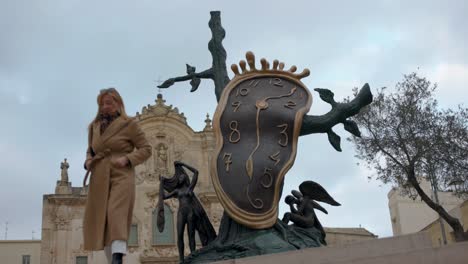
<box><xmin>349</xmin><ymin>72</ymin><xmax>468</xmax><ymax>241</ymax></box>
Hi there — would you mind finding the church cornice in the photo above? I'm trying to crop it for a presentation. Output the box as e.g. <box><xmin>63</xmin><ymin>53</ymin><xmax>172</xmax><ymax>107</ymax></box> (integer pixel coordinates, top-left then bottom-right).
<box><xmin>134</xmin><ymin>94</ymin><xmax>215</xmax><ymax>137</ymax></box>
<box><xmin>44</xmin><ymin>194</ymin><xmax>87</xmax><ymax>206</ymax></box>
<box><xmin>135</xmin><ymin>94</ymin><xmax>188</xmax><ymax>125</ymax></box>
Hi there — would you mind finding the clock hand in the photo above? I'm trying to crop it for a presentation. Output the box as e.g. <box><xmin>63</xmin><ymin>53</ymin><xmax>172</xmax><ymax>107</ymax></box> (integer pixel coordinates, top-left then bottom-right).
<box><xmin>245</xmin><ymin>87</ymin><xmax>297</xmax><ymax>180</ymax></box>
<box><xmin>246</xmin><ymin>105</ymin><xmax>262</xmax><ymax>180</ymax></box>
<box><xmin>246</xmin><ymin>183</ymin><xmax>264</xmax><ymax>209</ymax></box>
<box><xmin>264</xmin><ymin>86</ymin><xmax>296</xmax><ymax>102</ymax></box>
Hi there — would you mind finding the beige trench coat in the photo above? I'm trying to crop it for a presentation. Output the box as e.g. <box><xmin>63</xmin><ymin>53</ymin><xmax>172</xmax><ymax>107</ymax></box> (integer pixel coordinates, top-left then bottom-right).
<box><xmin>83</xmin><ymin>116</ymin><xmax>151</xmax><ymax>251</ymax></box>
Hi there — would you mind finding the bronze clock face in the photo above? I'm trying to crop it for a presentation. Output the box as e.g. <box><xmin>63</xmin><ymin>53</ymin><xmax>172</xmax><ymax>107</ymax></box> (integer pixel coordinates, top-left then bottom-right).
<box><xmin>212</xmin><ymin>72</ymin><xmax>312</xmax><ymax>229</ymax></box>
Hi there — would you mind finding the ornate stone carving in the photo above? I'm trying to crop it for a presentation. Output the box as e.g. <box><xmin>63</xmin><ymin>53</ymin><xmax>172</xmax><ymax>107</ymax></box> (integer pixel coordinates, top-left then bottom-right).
<box><xmin>71</xmin><ymin>244</ymin><xmax>87</xmax><ymax>256</ymax></box>
<box><xmin>47</xmin><ymin>196</ymin><xmax>87</xmax><ymax>207</ymax></box>
<box><xmin>145</xmin><ymin>191</ymin><xmax>179</xmax><ymax>213</ymax></box>
<box><xmin>51</xmin><ymin>205</ymin><xmax>71</xmax><ymax>231</ymax></box>
<box><xmin>136</xmin><ymin>171</ymin><xmax>145</xmax><ymax>185</ymax></box>
<box><xmin>141</xmin><ymin>247</ymin><xmax>178</xmax><ymax>258</ymax></box>
<box><xmin>203</xmin><ymin>113</ymin><xmax>212</xmax><ymax>131</ymax></box>
<box><xmin>136</xmin><ymin>94</ymin><xmax>187</xmax><ymax>124</ymax></box>
<box><xmin>174</xmin><ymin>150</ymin><xmax>184</xmax><ymax>162</ymax></box>
<box><xmin>155</xmin><ymin>143</ymin><xmax>169</xmax><ymax>173</ymax></box>
<box><xmin>154</xmin><ymin>247</ymin><xmax>178</xmax><ymax>257</ymax></box>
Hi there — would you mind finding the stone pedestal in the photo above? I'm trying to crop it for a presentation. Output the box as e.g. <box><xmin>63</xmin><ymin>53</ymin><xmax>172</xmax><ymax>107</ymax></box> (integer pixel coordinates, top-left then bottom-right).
<box><xmin>55</xmin><ymin>181</ymin><xmax>72</xmax><ymax>195</ymax></box>
<box><xmin>213</xmin><ymin>232</ymin><xmax>468</xmax><ymax>264</ymax></box>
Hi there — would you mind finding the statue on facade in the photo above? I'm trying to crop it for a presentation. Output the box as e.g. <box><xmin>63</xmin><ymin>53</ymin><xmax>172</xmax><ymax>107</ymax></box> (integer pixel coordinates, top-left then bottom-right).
<box><xmin>156</xmin><ymin>144</ymin><xmax>168</xmax><ymax>171</ymax></box>
<box><xmin>60</xmin><ymin>158</ymin><xmax>69</xmax><ymax>183</ymax></box>
<box><xmin>157</xmin><ymin>161</ymin><xmax>217</xmax><ymax>263</ymax></box>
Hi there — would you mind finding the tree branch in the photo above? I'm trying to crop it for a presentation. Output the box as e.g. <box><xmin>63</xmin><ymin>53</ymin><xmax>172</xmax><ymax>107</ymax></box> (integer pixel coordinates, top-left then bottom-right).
<box><xmin>365</xmin><ymin>118</ymin><xmax>406</xmax><ymax>169</ymax></box>
<box><xmin>300</xmin><ymin>83</ymin><xmax>373</xmax><ymax>151</ymax></box>
<box><xmin>158</xmin><ymin>11</ymin><xmax>230</xmax><ymax>101</ymax></box>
<box><xmin>158</xmin><ymin>68</ymin><xmax>213</xmax><ymax>92</ymax></box>
<box><xmin>394</xmin><ymin>123</ymin><xmax>413</xmax><ymax>164</ymax></box>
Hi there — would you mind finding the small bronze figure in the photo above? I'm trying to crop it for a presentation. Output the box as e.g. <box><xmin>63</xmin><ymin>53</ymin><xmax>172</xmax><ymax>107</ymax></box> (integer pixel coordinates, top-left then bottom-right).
<box><xmin>282</xmin><ymin>181</ymin><xmax>341</xmax><ymax>240</ymax></box>
<box><xmin>158</xmin><ymin>161</ymin><xmax>217</xmax><ymax>263</ymax></box>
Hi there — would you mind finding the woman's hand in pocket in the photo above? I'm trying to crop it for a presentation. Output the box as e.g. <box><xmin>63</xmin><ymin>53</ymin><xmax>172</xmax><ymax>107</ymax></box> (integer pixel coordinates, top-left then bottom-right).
<box><xmin>113</xmin><ymin>156</ymin><xmax>129</xmax><ymax>168</ymax></box>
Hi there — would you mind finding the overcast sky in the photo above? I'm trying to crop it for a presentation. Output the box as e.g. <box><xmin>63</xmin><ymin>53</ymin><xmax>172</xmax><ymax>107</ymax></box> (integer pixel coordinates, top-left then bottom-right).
<box><xmin>1</xmin><ymin>0</ymin><xmax>467</xmax><ymax>240</ymax></box>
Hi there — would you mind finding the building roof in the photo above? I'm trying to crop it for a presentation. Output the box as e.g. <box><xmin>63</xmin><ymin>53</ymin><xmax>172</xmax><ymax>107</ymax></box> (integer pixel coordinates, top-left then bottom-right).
<box><xmin>0</xmin><ymin>240</ymin><xmax>41</xmax><ymax>243</ymax></box>
<box><xmin>324</xmin><ymin>227</ymin><xmax>378</xmax><ymax>237</ymax></box>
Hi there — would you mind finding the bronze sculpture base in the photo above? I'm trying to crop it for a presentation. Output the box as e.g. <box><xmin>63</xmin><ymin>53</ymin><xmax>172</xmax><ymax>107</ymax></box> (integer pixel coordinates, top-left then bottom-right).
<box><xmin>184</xmin><ymin>212</ymin><xmax>325</xmax><ymax>264</ymax></box>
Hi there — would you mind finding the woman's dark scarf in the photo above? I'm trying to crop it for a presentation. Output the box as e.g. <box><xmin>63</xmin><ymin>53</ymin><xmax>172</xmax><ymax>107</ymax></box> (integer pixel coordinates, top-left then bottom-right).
<box><xmin>98</xmin><ymin>112</ymin><xmax>120</xmax><ymax>134</ymax></box>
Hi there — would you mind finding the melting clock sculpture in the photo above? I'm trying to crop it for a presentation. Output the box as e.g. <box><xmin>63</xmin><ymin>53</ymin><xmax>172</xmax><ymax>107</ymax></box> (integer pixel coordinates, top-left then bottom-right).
<box><xmin>212</xmin><ymin>52</ymin><xmax>312</xmax><ymax>229</ymax></box>
<box><xmin>158</xmin><ymin>11</ymin><xmax>373</xmax><ymax>263</ymax></box>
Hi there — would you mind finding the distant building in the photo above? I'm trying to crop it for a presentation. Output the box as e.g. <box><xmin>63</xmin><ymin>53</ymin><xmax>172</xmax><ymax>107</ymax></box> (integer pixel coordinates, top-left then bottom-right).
<box><xmin>388</xmin><ymin>179</ymin><xmax>465</xmax><ymax>236</ymax></box>
<box><xmin>1</xmin><ymin>94</ymin><xmax>377</xmax><ymax>264</ymax></box>
<box><xmin>324</xmin><ymin>227</ymin><xmax>377</xmax><ymax>246</ymax></box>
<box><xmin>420</xmin><ymin>200</ymin><xmax>468</xmax><ymax>246</ymax></box>
<box><xmin>0</xmin><ymin>240</ymin><xmax>40</xmax><ymax>264</ymax></box>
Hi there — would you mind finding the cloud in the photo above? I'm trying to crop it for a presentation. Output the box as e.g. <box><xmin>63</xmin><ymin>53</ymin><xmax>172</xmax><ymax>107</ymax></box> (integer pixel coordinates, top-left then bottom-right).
<box><xmin>0</xmin><ymin>74</ymin><xmax>33</xmax><ymax>106</ymax></box>
<box><xmin>431</xmin><ymin>63</ymin><xmax>468</xmax><ymax>106</ymax></box>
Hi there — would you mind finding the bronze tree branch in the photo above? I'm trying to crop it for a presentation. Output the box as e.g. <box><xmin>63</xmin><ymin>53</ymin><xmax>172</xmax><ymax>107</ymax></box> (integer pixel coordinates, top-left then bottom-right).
<box><xmin>300</xmin><ymin>84</ymin><xmax>373</xmax><ymax>151</ymax></box>
<box><xmin>158</xmin><ymin>11</ymin><xmax>230</xmax><ymax>101</ymax></box>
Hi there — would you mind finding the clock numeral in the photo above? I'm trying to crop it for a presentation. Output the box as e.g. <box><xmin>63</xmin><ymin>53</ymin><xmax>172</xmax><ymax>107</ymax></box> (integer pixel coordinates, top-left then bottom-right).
<box><xmin>232</xmin><ymin>101</ymin><xmax>241</xmax><ymax>112</ymax></box>
<box><xmin>284</xmin><ymin>101</ymin><xmax>296</xmax><ymax>109</ymax></box>
<box><xmin>236</xmin><ymin>87</ymin><xmax>250</xmax><ymax>97</ymax></box>
<box><xmin>248</xmin><ymin>79</ymin><xmax>260</xmax><ymax>87</ymax></box>
<box><xmin>223</xmin><ymin>153</ymin><xmax>232</xmax><ymax>172</ymax></box>
<box><xmin>269</xmin><ymin>151</ymin><xmax>281</xmax><ymax>166</ymax></box>
<box><xmin>299</xmin><ymin>91</ymin><xmax>304</xmax><ymax>99</ymax></box>
<box><xmin>270</xmin><ymin>78</ymin><xmax>283</xmax><ymax>87</ymax></box>
<box><xmin>261</xmin><ymin>167</ymin><xmax>273</xmax><ymax>188</ymax></box>
<box><xmin>277</xmin><ymin>124</ymin><xmax>289</xmax><ymax>147</ymax></box>
<box><xmin>229</xmin><ymin>120</ymin><xmax>241</xmax><ymax>143</ymax></box>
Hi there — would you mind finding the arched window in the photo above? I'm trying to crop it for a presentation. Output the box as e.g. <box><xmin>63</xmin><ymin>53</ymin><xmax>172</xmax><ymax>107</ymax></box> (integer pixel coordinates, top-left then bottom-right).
<box><xmin>152</xmin><ymin>204</ymin><xmax>175</xmax><ymax>245</ymax></box>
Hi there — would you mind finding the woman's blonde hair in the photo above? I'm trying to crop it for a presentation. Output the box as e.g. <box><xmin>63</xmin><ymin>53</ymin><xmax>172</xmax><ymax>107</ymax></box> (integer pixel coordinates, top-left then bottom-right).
<box><xmin>88</xmin><ymin>88</ymin><xmax>129</xmax><ymax>129</ymax></box>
